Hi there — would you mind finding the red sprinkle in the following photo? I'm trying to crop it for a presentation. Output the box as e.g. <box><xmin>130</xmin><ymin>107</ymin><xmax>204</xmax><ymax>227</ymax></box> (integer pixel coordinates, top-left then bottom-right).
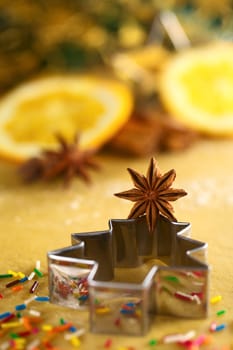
<box><xmin>104</xmin><ymin>338</ymin><xmax>113</xmax><ymax>348</ymax></box>
<box><xmin>30</xmin><ymin>280</ymin><xmax>39</xmax><ymax>293</ymax></box>
<box><xmin>0</xmin><ymin>313</ymin><xmax>15</xmax><ymax>323</ymax></box>
<box><xmin>18</xmin><ymin>330</ymin><xmax>32</xmax><ymax>337</ymax></box>
<box><xmin>114</xmin><ymin>318</ymin><xmax>121</xmax><ymax>327</ymax></box>
<box><xmin>43</xmin><ymin>340</ymin><xmax>59</xmax><ymax>350</ymax></box>
<box><xmin>174</xmin><ymin>291</ymin><xmax>193</xmax><ymax>302</ymax></box>
<box><xmin>5</xmin><ymin>279</ymin><xmax>20</xmax><ymax>288</ymax></box>
<box><xmin>191</xmin><ymin>292</ymin><xmax>203</xmax><ymax>299</ymax></box>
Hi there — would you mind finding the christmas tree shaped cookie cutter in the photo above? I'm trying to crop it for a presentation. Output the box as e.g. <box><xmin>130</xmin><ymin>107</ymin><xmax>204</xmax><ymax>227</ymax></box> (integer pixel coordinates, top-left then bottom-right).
<box><xmin>47</xmin><ymin>214</ymin><xmax>209</xmax><ymax>336</ymax></box>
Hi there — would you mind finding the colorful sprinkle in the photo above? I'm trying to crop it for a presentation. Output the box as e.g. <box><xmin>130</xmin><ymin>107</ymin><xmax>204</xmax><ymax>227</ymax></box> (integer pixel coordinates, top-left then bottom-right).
<box><xmin>24</xmin><ymin>295</ymin><xmax>36</xmax><ymax>305</ymax></box>
<box><xmin>17</xmin><ymin>330</ymin><xmax>32</xmax><ymax>337</ymax></box>
<box><xmin>104</xmin><ymin>338</ymin><xmax>113</xmax><ymax>348</ymax></box>
<box><xmin>209</xmin><ymin>322</ymin><xmax>226</xmax><ymax>332</ymax></box>
<box><xmin>120</xmin><ymin>308</ymin><xmax>135</xmax><ymax>315</ymax></box>
<box><xmin>0</xmin><ymin>312</ymin><xmax>12</xmax><ymax>320</ymax></box>
<box><xmin>192</xmin><ymin>334</ymin><xmax>208</xmax><ymax>346</ymax></box>
<box><xmin>59</xmin><ymin>318</ymin><xmax>66</xmax><ymax>325</ymax></box>
<box><xmin>17</xmin><ymin>272</ymin><xmax>25</xmax><ymax>279</ymax></box>
<box><xmin>69</xmin><ymin>325</ymin><xmax>78</xmax><ymax>332</ymax></box>
<box><xmin>34</xmin><ymin>268</ymin><xmax>43</xmax><ymax>278</ymax></box>
<box><xmin>148</xmin><ymin>339</ymin><xmax>158</xmax><ymax>346</ymax></box>
<box><xmin>42</xmin><ymin>324</ymin><xmax>53</xmax><ymax>331</ymax></box>
<box><xmin>114</xmin><ymin>318</ymin><xmax>121</xmax><ymax>327</ymax></box>
<box><xmin>0</xmin><ymin>265</ymin><xmax>85</xmax><ymax>350</ymax></box>
<box><xmin>70</xmin><ymin>335</ymin><xmax>81</xmax><ymax>347</ymax></box>
<box><xmin>0</xmin><ymin>313</ymin><xmax>15</xmax><ymax>324</ymax></box>
<box><xmin>7</xmin><ymin>270</ymin><xmax>18</xmax><ymax>277</ymax></box>
<box><xmin>164</xmin><ymin>275</ymin><xmax>179</xmax><ymax>283</ymax></box>
<box><xmin>34</xmin><ymin>296</ymin><xmax>49</xmax><ymax>302</ymax></box>
<box><xmin>0</xmin><ymin>274</ymin><xmax>13</xmax><ymax>279</ymax></box>
<box><xmin>163</xmin><ymin>330</ymin><xmax>196</xmax><ymax>344</ymax></box>
<box><xmin>209</xmin><ymin>321</ymin><xmax>217</xmax><ymax>332</ymax></box>
<box><xmin>29</xmin><ymin>309</ymin><xmax>41</xmax><ymax>317</ymax></box>
<box><xmin>21</xmin><ymin>317</ymin><xmax>33</xmax><ymax>331</ymax></box>
<box><xmin>19</xmin><ymin>276</ymin><xmax>28</xmax><ymax>283</ymax></box>
<box><xmin>1</xmin><ymin>321</ymin><xmax>22</xmax><ymax>329</ymax></box>
<box><xmin>210</xmin><ymin>295</ymin><xmax>222</xmax><ymax>304</ymax></box>
<box><xmin>10</xmin><ymin>338</ymin><xmax>26</xmax><ymax>349</ymax></box>
<box><xmin>15</xmin><ymin>304</ymin><xmax>26</xmax><ymax>311</ymax></box>
<box><xmin>30</xmin><ymin>280</ymin><xmax>39</xmax><ymax>293</ymax></box>
<box><xmin>174</xmin><ymin>291</ymin><xmax>200</xmax><ymax>303</ymax></box>
<box><xmin>28</xmin><ymin>272</ymin><xmax>35</xmax><ymax>280</ymax></box>
<box><xmin>11</xmin><ymin>285</ymin><xmax>23</xmax><ymax>292</ymax></box>
<box><xmin>52</xmin><ymin>322</ymin><xmax>73</xmax><ymax>333</ymax></box>
<box><xmin>5</xmin><ymin>279</ymin><xmax>20</xmax><ymax>288</ymax></box>
<box><xmin>216</xmin><ymin>309</ymin><xmax>226</xmax><ymax>316</ymax></box>
<box><xmin>215</xmin><ymin>323</ymin><xmax>226</xmax><ymax>332</ymax></box>
<box><xmin>95</xmin><ymin>307</ymin><xmax>111</xmax><ymax>314</ymax></box>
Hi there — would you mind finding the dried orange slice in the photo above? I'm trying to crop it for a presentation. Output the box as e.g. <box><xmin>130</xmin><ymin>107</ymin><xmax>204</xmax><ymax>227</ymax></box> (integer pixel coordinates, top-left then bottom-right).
<box><xmin>0</xmin><ymin>75</ymin><xmax>133</xmax><ymax>162</ymax></box>
<box><xmin>159</xmin><ymin>42</ymin><xmax>233</xmax><ymax>136</ymax></box>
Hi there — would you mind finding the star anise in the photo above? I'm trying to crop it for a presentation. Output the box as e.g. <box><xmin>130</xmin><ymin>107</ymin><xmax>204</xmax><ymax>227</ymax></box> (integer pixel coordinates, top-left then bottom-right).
<box><xmin>19</xmin><ymin>134</ymin><xmax>100</xmax><ymax>186</ymax></box>
<box><xmin>114</xmin><ymin>157</ymin><xmax>187</xmax><ymax>233</ymax></box>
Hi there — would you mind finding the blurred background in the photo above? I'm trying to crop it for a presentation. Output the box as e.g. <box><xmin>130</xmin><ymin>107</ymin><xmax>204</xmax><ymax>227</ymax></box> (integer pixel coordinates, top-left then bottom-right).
<box><xmin>0</xmin><ymin>0</ymin><xmax>233</xmax><ymax>161</ymax></box>
<box><xmin>0</xmin><ymin>0</ymin><xmax>232</xmax><ymax>92</ymax></box>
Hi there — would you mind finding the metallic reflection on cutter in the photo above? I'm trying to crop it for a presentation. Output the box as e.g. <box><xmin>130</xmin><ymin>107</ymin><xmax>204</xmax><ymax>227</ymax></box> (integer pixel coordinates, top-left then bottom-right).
<box><xmin>47</xmin><ymin>215</ymin><xmax>209</xmax><ymax>336</ymax></box>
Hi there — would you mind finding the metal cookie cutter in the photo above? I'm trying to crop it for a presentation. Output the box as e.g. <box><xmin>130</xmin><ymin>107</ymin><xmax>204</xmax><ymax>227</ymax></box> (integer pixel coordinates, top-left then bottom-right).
<box><xmin>47</xmin><ymin>215</ymin><xmax>209</xmax><ymax>336</ymax></box>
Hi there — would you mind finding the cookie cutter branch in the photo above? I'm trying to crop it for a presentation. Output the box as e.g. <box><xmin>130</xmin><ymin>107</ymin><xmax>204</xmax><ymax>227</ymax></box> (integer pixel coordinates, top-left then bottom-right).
<box><xmin>47</xmin><ymin>215</ymin><xmax>209</xmax><ymax>336</ymax></box>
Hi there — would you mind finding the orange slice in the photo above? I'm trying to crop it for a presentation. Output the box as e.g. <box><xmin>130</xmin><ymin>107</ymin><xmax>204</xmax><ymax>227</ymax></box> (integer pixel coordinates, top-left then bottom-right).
<box><xmin>0</xmin><ymin>75</ymin><xmax>133</xmax><ymax>162</ymax></box>
<box><xmin>159</xmin><ymin>41</ymin><xmax>233</xmax><ymax>136</ymax></box>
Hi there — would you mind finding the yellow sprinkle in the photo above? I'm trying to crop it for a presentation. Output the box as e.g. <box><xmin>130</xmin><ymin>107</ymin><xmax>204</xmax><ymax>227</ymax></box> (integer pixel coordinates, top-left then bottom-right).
<box><xmin>117</xmin><ymin>347</ymin><xmax>128</xmax><ymax>350</ymax></box>
<box><xmin>14</xmin><ymin>338</ymin><xmax>26</xmax><ymax>344</ymax></box>
<box><xmin>8</xmin><ymin>270</ymin><xmax>18</xmax><ymax>277</ymax></box>
<box><xmin>14</xmin><ymin>341</ymin><xmax>25</xmax><ymax>350</ymax></box>
<box><xmin>95</xmin><ymin>307</ymin><xmax>111</xmax><ymax>314</ymax></box>
<box><xmin>41</xmin><ymin>324</ymin><xmax>53</xmax><ymax>331</ymax></box>
<box><xmin>17</xmin><ymin>272</ymin><xmax>25</xmax><ymax>278</ymax></box>
<box><xmin>15</xmin><ymin>345</ymin><xmax>25</xmax><ymax>350</ymax></box>
<box><xmin>70</xmin><ymin>336</ymin><xmax>81</xmax><ymax>347</ymax></box>
<box><xmin>1</xmin><ymin>321</ymin><xmax>22</xmax><ymax>329</ymax></box>
<box><xmin>210</xmin><ymin>295</ymin><xmax>222</xmax><ymax>304</ymax></box>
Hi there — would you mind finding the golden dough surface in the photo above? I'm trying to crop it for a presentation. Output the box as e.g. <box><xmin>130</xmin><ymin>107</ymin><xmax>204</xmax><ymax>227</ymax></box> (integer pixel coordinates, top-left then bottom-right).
<box><xmin>0</xmin><ymin>139</ymin><xmax>233</xmax><ymax>349</ymax></box>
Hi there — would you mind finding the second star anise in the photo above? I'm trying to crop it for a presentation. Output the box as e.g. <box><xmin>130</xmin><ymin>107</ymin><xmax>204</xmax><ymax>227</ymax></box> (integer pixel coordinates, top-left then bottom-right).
<box><xmin>114</xmin><ymin>157</ymin><xmax>187</xmax><ymax>233</ymax></box>
<box><xmin>19</xmin><ymin>133</ymin><xmax>100</xmax><ymax>186</ymax></box>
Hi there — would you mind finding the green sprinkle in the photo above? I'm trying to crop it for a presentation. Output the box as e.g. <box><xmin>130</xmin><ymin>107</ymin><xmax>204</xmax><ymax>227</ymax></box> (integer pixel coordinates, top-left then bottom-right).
<box><xmin>148</xmin><ymin>339</ymin><xmax>158</xmax><ymax>346</ymax></box>
<box><xmin>60</xmin><ymin>318</ymin><xmax>66</xmax><ymax>325</ymax></box>
<box><xmin>0</xmin><ymin>274</ymin><xmax>13</xmax><ymax>278</ymax></box>
<box><xmin>164</xmin><ymin>275</ymin><xmax>179</xmax><ymax>283</ymax></box>
<box><xmin>10</xmin><ymin>333</ymin><xmax>19</xmax><ymax>339</ymax></box>
<box><xmin>33</xmin><ymin>268</ymin><xmax>43</xmax><ymax>277</ymax></box>
<box><xmin>216</xmin><ymin>309</ymin><xmax>226</xmax><ymax>316</ymax></box>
